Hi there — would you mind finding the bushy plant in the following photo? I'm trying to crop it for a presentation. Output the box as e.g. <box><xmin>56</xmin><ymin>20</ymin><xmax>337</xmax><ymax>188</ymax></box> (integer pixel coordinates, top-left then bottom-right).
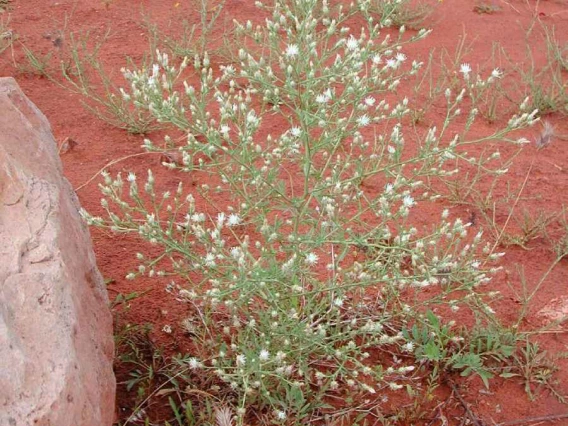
<box><xmin>82</xmin><ymin>0</ymin><xmax>538</xmax><ymax>423</ymax></box>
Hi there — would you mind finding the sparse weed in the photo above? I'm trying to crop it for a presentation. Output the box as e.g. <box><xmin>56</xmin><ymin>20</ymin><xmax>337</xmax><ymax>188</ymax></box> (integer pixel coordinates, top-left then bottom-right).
<box><xmin>17</xmin><ymin>44</ymin><xmax>54</xmax><ymax>77</ymax></box>
<box><xmin>60</xmin><ymin>30</ymin><xmax>159</xmax><ymax>134</ymax></box>
<box><xmin>500</xmin><ymin>27</ymin><xmax>568</xmax><ymax>117</ymax></box>
<box><xmin>0</xmin><ymin>21</ymin><xmax>13</xmax><ymax>62</ymax></box>
<box><xmin>511</xmin><ymin>340</ymin><xmax>564</xmax><ymax>403</ymax></box>
<box><xmin>16</xmin><ymin>28</ymin><xmax>160</xmax><ymax>134</ymax></box>
<box><xmin>552</xmin><ymin>209</ymin><xmax>568</xmax><ymax>261</ymax></box>
<box><xmin>145</xmin><ymin>0</ymin><xmax>228</xmax><ymax>60</ymax></box>
<box><xmin>544</xmin><ymin>25</ymin><xmax>568</xmax><ymax>73</ymax></box>
<box><xmin>367</xmin><ymin>0</ymin><xmax>435</xmax><ymax>29</ymax></box>
<box><xmin>498</xmin><ymin>208</ymin><xmax>557</xmax><ymax>250</ymax></box>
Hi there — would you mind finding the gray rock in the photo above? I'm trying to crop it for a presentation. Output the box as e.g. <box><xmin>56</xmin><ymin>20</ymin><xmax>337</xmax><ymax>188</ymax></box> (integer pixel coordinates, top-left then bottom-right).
<box><xmin>0</xmin><ymin>77</ymin><xmax>115</xmax><ymax>426</ymax></box>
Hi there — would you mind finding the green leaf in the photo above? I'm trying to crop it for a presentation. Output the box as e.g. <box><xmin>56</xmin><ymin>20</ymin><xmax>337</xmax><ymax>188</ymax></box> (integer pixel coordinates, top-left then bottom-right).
<box><xmin>426</xmin><ymin>310</ymin><xmax>440</xmax><ymax>330</ymax></box>
<box><xmin>478</xmin><ymin>369</ymin><xmax>494</xmax><ymax>389</ymax></box>
<box><xmin>424</xmin><ymin>340</ymin><xmax>442</xmax><ymax>361</ymax></box>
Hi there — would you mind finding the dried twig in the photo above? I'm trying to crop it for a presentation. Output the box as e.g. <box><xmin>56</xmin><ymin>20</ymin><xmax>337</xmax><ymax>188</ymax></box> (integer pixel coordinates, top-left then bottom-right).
<box><xmin>74</xmin><ymin>152</ymin><xmax>157</xmax><ymax>192</ymax></box>
<box><xmin>444</xmin><ymin>376</ymin><xmax>484</xmax><ymax>426</ymax></box>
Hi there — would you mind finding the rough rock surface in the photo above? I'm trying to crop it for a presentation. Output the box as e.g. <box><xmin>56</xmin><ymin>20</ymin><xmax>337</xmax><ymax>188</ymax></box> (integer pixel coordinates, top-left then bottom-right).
<box><xmin>0</xmin><ymin>78</ymin><xmax>115</xmax><ymax>426</ymax></box>
<box><xmin>537</xmin><ymin>296</ymin><xmax>568</xmax><ymax>325</ymax></box>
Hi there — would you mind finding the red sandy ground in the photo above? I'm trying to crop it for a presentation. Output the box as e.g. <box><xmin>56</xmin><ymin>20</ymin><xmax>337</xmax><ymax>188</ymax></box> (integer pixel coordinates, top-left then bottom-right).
<box><xmin>2</xmin><ymin>0</ymin><xmax>568</xmax><ymax>424</ymax></box>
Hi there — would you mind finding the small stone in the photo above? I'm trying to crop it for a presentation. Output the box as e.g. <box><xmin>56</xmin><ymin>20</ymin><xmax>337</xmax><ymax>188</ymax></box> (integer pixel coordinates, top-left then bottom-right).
<box><xmin>537</xmin><ymin>296</ymin><xmax>568</xmax><ymax>325</ymax></box>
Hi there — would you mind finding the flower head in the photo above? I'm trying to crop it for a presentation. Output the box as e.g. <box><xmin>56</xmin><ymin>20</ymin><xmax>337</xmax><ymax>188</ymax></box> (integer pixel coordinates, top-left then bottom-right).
<box><xmin>357</xmin><ymin>114</ymin><xmax>371</xmax><ymax>127</ymax></box>
<box><xmin>403</xmin><ymin>195</ymin><xmax>415</xmax><ymax>208</ymax></box>
<box><xmin>491</xmin><ymin>68</ymin><xmax>502</xmax><ymax>79</ymax></box>
<box><xmin>395</xmin><ymin>52</ymin><xmax>407</xmax><ymax>63</ymax></box>
<box><xmin>459</xmin><ymin>63</ymin><xmax>472</xmax><ymax>78</ymax></box>
<box><xmin>188</xmin><ymin>358</ymin><xmax>202</xmax><ymax>370</ymax></box>
<box><xmin>259</xmin><ymin>349</ymin><xmax>270</xmax><ymax>361</ymax></box>
<box><xmin>236</xmin><ymin>354</ymin><xmax>246</xmax><ymax>366</ymax></box>
<box><xmin>290</xmin><ymin>127</ymin><xmax>302</xmax><ymax>137</ymax></box>
<box><xmin>285</xmin><ymin>44</ymin><xmax>299</xmax><ymax>57</ymax></box>
<box><xmin>305</xmin><ymin>252</ymin><xmax>319</xmax><ymax>266</ymax></box>
<box><xmin>227</xmin><ymin>213</ymin><xmax>241</xmax><ymax>227</ymax></box>
<box><xmin>346</xmin><ymin>36</ymin><xmax>359</xmax><ymax>51</ymax></box>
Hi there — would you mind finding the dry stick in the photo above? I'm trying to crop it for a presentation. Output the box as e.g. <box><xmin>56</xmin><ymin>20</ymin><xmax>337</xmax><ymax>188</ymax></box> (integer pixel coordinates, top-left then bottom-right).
<box><xmin>445</xmin><ymin>377</ymin><xmax>483</xmax><ymax>426</ymax></box>
<box><xmin>74</xmin><ymin>152</ymin><xmax>158</xmax><ymax>192</ymax></box>
<box><xmin>427</xmin><ymin>390</ymin><xmax>455</xmax><ymax>426</ymax></box>
<box><xmin>498</xmin><ymin>0</ymin><xmax>521</xmax><ymax>14</ymax></box>
<box><xmin>498</xmin><ymin>412</ymin><xmax>568</xmax><ymax>425</ymax></box>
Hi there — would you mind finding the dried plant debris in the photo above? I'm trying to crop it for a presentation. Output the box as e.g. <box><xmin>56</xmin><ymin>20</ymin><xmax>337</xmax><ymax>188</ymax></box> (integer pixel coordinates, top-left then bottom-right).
<box><xmin>215</xmin><ymin>406</ymin><xmax>234</xmax><ymax>426</ymax></box>
<box><xmin>473</xmin><ymin>2</ymin><xmax>502</xmax><ymax>14</ymax></box>
<box><xmin>0</xmin><ymin>0</ymin><xmax>11</xmax><ymax>13</ymax></box>
<box><xmin>535</xmin><ymin>121</ymin><xmax>555</xmax><ymax>149</ymax></box>
<box><xmin>42</xmin><ymin>30</ymin><xmax>64</xmax><ymax>49</ymax></box>
<box><xmin>59</xmin><ymin>137</ymin><xmax>79</xmax><ymax>154</ymax></box>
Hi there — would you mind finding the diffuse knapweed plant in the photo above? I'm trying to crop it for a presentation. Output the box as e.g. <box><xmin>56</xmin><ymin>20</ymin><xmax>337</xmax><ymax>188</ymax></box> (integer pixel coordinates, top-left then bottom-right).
<box><xmin>83</xmin><ymin>0</ymin><xmax>539</xmax><ymax>423</ymax></box>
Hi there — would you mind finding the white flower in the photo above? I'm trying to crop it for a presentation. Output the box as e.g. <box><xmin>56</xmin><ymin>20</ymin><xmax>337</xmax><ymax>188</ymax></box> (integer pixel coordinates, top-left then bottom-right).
<box><xmin>236</xmin><ymin>354</ymin><xmax>246</xmax><ymax>366</ymax></box>
<box><xmin>386</xmin><ymin>58</ymin><xmax>397</xmax><ymax>69</ymax></box>
<box><xmin>222</xmin><ymin>64</ymin><xmax>235</xmax><ymax>75</ymax></box>
<box><xmin>227</xmin><ymin>213</ymin><xmax>241</xmax><ymax>226</ymax></box>
<box><xmin>276</xmin><ymin>410</ymin><xmax>287</xmax><ymax>420</ymax></box>
<box><xmin>220</xmin><ymin>125</ymin><xmax>230</xmax><ymax>135</ymax></box>
<box><xmin>333</xmin><ymin>297</ymin><xmax>344</xmax><ymax>307</ymax></box>
<box><xmin>372</xmin><ymin>54</ymin><xmax>382</xmax><ymax>64</ymax></box>
<box><xmin>285</xmin><ymin>44</ymin><xmax>299</xmax><ymax>57</ymax></box>
<box><xmin>290</xmin><ymin>127</ymin><xmax>302</xmax><ymax>137</ymax></box>
<box><xmin>246</xmin><ymin>111</ymin><xmax>259</xmax><ymax>125</ymax></box>
<box><xmin>403</xmin><ymin>195</ymin><xmax>415</xmax><ymax>208</ymax></box>
<box><xmin>346</xmin><ymin>36</ymin><xmax>359</xmax><ymax>51</ymax></box>
<box><xmin>217</xmin><ymin>212</ymin><xmax>226</xmax><ymax>227</ymax></box>
<box><xmin>230</xmin><ymin>247</ymin><xmax>242</xmax><ymax>259</ymax></box>
<box><xmin>162</xmin><ymin>324</ymin><xmax>172</xmax><ymax>334</ymax></box>
<box><xmin>395</xmin><ymin>52</ymin><xmax>407</xmax><ymax>62</ymax></box>
<box><xmin>357</xmin><ymin>114</ymin><xmax>370</xmax><ymax>127</ymax></box>
<box><xmin>491</xmin><ymin>68</ymin><xmax>502</xmax><ymax>78</ymax></box>
<box><xmin>259</xmin><ymin>349</ymin><xmax>270</xmax><ymax>361</ymax></box>
<box><xmin>190</xmin><ymin>213</ymin><xmax>205</xmax><ymax>222</ymax></box>
<box><xmin>364</xmin><ymin>96</ymin><xmax>376</xmax><ymax>106</ymax></box>
<box><xmin>127</xmin><ymin>172</ymin><xmax>137</xmax><ymax>182</ymax></box>
<box><xmin>305</xmin><ymin>252</ymin><xmax>319</xmax><ymax>266</ymax></box>
<box><xmin>459</xmin><ymin>63</ymin><xmax>472</xmax><ymax>78</ymax></box>
<box><xmin>316</xmin><ymin>89</ymin><xmax>332</xmax><ymax>104</ymax></box>
<box><xmin>204</xmin><ymin>253</ymin><xmax>216</xmax><ymax>267</ymax></box>
<box><xmin>188</xmin><ymin>358</ymin><xmax>202</xmax><ymax>370</ymax></box>
<box><xmin>402</xmin><ymin>342</ymin><xmax>415</xmax><ymax>352</ymax></box>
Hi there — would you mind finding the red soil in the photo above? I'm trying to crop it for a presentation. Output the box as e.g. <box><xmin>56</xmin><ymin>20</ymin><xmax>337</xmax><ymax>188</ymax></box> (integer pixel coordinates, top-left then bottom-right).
<box><xmin>2</xmin><ymin>0</ymin><xmax>568</xmax><ymax>424</ymax></box>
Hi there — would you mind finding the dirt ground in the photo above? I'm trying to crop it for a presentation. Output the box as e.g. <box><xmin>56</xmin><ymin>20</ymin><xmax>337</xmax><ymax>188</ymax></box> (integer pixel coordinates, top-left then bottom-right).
<box><xmin>1</xmin><ymin>0</ymin><xmax>568</xmax><ymax>424</ymax></box>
